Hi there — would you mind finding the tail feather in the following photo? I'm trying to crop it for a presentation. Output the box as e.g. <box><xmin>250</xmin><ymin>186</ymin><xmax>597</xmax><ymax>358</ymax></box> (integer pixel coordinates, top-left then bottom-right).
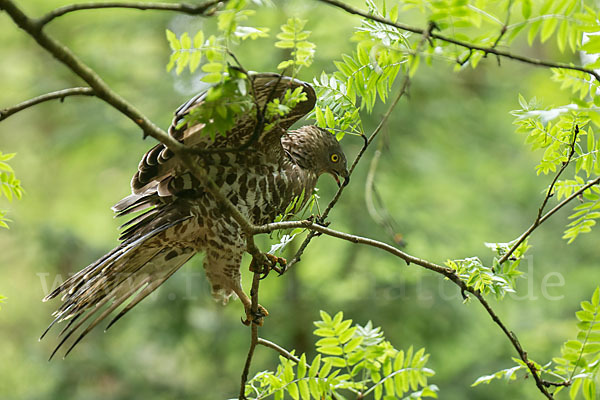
<box><xmin>42</xmin><ymin>202</ymin><xmax>197</xmax><ymax>358</ymax></box>
<box><xmin>104</xmin><ymin>249</ymin><xmax>193</xmax><ymax>331</ymax></box>
<box><xmin>56</xmin><ymin>277</ymin><xmax>152</xmax><ymax>360</ymax></box>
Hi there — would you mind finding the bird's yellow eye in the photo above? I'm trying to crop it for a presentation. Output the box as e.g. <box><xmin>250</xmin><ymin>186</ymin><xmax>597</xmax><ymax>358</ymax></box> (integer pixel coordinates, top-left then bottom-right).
<box><xmin>330</xmin><ymin>154</ymin><xmax>340</xmax><ymax>163</ymax></box>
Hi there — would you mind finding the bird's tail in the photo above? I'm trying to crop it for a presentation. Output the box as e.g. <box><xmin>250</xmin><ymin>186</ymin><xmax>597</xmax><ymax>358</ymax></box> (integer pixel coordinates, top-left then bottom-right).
<box><xmin>41</xmin><ymin>194</ymin><xmax>195</xmax><ymax>360</ymax></box>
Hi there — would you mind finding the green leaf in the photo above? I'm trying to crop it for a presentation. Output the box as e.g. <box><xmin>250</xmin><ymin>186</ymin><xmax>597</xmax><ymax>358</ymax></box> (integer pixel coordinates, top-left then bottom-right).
<box><xmin>298</xmin><ymin>380</ymin><xmax>310</xmax><ymax>400</ymax></box>
<box><xmin>308</xmin><ymin>354</ymin><xmax>321</xmax><ymax>378</ymax></box>
<box><xmin>288</xmin><ymin>382</ymin><xmax>299</xmax><ymax>400</ymax></box>
<box><xmin>592</xmin><ymin>287</ymin><xmax>600</xmax><ymax>307</ymax></box>
<box><xmin>343</xmin><ymin>337</ymin><xmax>363</xmax><ymax>353</ymax></box>
<box><xmin>320</xmin><ymin>358</ymin><xmax>333</xmax><ymax>377</ymax></box>
<box><xmin>180</xmin><ymin>32</ymin><xmax>191</xmax><ymax>49</ymax></box>
<box><xmin>540</xmin><ymin>19</ymin><xmax>558</xmax><ymax>43</ymax></box>
<box><xmin>319</xmin><ymin>310</ymin><xmax>332</xmax><ymax>324</ymax></box>
<box><xmin>318</xmin><ymin>346</ymin><xmax>343</xmax><ymax>356</ymax></box>
<box><xmin>316</xmin><ymin>337</ymin><xmax>339</xmax><ymax>347</ymax></box>
<box><xmin>521</xmin><ymin>0</ymin><xmax>532</xmax><ymax>18</ymax></box>
<box><xmin>325</xmin><ymin>106</ymin><xmax>334</xmax><ymax>129</ymax></box>
<box><xmin>298</xmin><ymin>354</ymin><xmax>307</xmax><ymax>379</ymax></box>
<box><xmin>308</xmin><ymin>378</ymin><xmax>320</xmax><ymax>399</ymax></box>
<box><xmin>166</xmin><ymin>29</ymin><xmax>180</xmax><ymax>50</ymax></box>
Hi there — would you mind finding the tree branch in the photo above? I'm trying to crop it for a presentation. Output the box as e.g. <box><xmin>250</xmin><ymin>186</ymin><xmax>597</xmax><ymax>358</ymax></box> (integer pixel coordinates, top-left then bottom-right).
<box><xmin>239</xmin><ymin>317</ymin><xmax>259</xmax><ymax>400</ymax></box>
<box><xmin>0</xmin><ymin>0</ymin><xmax>259</xmax><ymax>259</ymax></box>
<box><xmin>253</xmin><ymin>218</ymin><xmax>554</xmax><ymax>399</ymax></box>
<box><xmin>36</xmin><ymin>0</ymin><xmax>225</xmax><ymax>26</ymax></box>
<box><xmin>0</xmin><ymin>87</ymin><xmax>95</xmax><ymax>121</ymax></box>
<box><xmin>498</xmin><ymin>175</ymin><xmax>600</xmax><ymax>265</ymax></box>
<box><xmin>498</xmin><ymin>126</ymin><xmax>585</xmax><ymax>264</ymax></box>
<box><xmin>316</xmin><ymin>0</ymin><xmax>600</xmax><ymax>82</ymax></box>
<box><xmin>257</xmin><ymin>338</ymin><xmax>302</xmax><ymax>364</ymax></box>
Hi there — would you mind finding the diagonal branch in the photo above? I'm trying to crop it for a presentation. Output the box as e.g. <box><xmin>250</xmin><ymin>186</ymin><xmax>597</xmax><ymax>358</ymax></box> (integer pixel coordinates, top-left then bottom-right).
<box><xmin>239</xmin><ymin>269</ymin><xmax>261</xmax><ymax>400</ymax></box>
<box><xmin>498</xmin><ymin>126</ymin><xmax>581</xmax><ymax>264</ymax></box>
<box><xmin>253</xmin><ymin>218</ymin><xmax>554</xmax><ymax>399</ymax></box>
<box><xmin>317</xmin><ymin>0</ymin><xmax>600</xmax><ymax>82</ymax></box>
<box><xmin>0</xmin><ymin>0</ymin><xmax>259</xmax><ymax>258</ymax></box>
<box><xmin>499</xmin><ymin>175</ymin><xmax>600</xmax><ymax>265</ymax></box>
<box><xmin>257</xmin><ymin>338</ymin><xmax>302</xmax><ymax>364</ymax></box>
<box><xmin>36</xmin><ymin>0</ymin><xmax>225</xmax><ymax>26</ymax></box>
<box><xmin>0</xmin><ymin>87</ymin><xmax>95</xmax><ymax>121</ymax></box>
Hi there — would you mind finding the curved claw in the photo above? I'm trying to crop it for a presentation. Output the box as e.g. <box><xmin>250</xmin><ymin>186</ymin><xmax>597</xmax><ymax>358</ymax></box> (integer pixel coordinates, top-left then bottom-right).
<box><xmin>251</xmin><ymin>253</ymin><xmax>287</xmax><ymax>278</ymax></box>
<box><xmin>241</xmin><ymin>304</ymin><xmax>269</xmax><ymax>326</ymax></box>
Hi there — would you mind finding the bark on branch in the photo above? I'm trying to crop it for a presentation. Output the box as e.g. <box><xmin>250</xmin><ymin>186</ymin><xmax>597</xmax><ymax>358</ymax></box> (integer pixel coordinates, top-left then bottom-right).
<box><xmin>317</xmin><ymin>0</ymin><xmax>600</xmax><ymax>82</ymax></box>
<box><xmin>0</xmin><ymin>87</ymin><xmax>95</xmax><ymax>121</ymax></box>
<box><xmin>36</xmin><ymin>0</ymin><xmax>225</xmax><ymax>26</ymax></box>
<box><xmin>0</xmin><ymin>0</ymin><xmax>256</xmax><ymax>259</ymax></box>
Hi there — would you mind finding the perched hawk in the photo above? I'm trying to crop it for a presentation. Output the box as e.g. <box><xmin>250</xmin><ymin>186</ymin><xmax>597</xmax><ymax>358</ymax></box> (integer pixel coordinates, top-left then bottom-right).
<box><xmin>42</xmin><ymin>73</ymin><xmax>348</xmax><ymax>358</ymax></box>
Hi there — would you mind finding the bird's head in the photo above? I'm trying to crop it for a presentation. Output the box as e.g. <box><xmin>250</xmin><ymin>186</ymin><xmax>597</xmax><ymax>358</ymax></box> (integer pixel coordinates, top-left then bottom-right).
<box><xmin>283</xmin><ymin>125</ymin><xmax>349</xmax><ymax>187</ymax></box>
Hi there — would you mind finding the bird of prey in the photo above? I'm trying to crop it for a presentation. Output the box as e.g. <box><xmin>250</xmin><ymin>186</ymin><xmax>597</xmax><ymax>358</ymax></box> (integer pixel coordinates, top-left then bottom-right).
<box><xmin>41</xmin><ymin>73</ymin><xmax>349</xmax><ymax>358</ymax></box>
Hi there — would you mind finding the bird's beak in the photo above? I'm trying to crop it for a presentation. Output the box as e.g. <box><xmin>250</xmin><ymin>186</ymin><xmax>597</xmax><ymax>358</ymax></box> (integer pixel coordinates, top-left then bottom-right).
<box><xmin>332</xmin><ymin>174</ymin><xmax>342</xmax><ymax>187</ymax></box>
<box><xmin>330</xmin><ymin>169</ymin><xmax>350</xmax><ymax>188</ymax></box>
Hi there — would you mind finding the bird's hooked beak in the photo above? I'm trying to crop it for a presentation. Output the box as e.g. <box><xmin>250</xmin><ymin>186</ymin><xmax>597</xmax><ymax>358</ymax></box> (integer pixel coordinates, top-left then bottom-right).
<box><xmin>330</xmin><ymin>168</ymin><xmax>350</xmax><ymax>188</ymax></box>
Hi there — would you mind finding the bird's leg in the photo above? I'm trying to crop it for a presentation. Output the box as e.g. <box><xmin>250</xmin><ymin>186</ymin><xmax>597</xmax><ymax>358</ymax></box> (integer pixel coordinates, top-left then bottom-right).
<box><xmin>233</xmin><ymin>286</ymin><xmax>269</xmax><ymax>326</ymax></box>
<box><xmin>236</xmin><ymin>253</ymin><xmax>286</xmax><ymax>326</ymax></box>
<box><xmin>249</xmin><ymin>253</ymin><xmax>287</xmax><ymax>279</ymax></box>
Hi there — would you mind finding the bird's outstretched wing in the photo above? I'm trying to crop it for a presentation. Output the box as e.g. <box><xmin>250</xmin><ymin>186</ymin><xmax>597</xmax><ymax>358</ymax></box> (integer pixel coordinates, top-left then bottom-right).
<box><xmin>131</xmin><ymin>73</ymin><xmax>316</xmax><ymax>197</ymax></box>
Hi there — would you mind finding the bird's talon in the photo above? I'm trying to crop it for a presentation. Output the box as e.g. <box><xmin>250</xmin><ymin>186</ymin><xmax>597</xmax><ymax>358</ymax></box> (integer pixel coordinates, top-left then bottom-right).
<box><xmin>259</xmin><ymin>270</ymin><xmax>270</xmax><ymax>280</ymax></box>
<box><xmin>241</xmin><ymin>304</ymin><xmax>269</xmax><ymax>326</ymax></box>
<box><xmin>251</xmin><ymin>253</ymin><xmax>287</xmax><ymax>279</ymax></box>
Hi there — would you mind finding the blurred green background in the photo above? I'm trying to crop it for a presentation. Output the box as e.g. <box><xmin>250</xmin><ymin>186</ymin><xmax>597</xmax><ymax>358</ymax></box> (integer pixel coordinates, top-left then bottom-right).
<box><xmin>1</xmin><ymin>1</ymin><xmax>597</xmax><ymax>399</ymax></box>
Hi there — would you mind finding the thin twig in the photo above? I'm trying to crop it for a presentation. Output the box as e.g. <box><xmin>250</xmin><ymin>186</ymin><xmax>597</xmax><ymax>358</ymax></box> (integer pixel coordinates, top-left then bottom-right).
<box><xmin>472</xmin><ymin>290</ymin><xmax>553</xmax><ymax>399</ymax></box>
<box><xmin>490</xmin><ymin>0</ymin><xmax>513</xmax><ymax>50</ymax></box>
<box><xmin>316</xmin><ymin>0</ymin><xmax>600</xmax><ymax>82</ymax></box>
<box><xmin>36</xmin><ymin>0</ymin><xmax>225</xmax><ymax>26</ymax></box>
<box><xmin>0</xmin><ymin>87</ymin><xmax>95</xmax><ymax>121</ymax></box>
<box><xmin>500</xmin><ymin>175</ymin><xmax>600</xmax><ymax>265</ymax></box>
<box><xmin>257</xmin><ymin>338</ymin><xmax>302</xmax><ymax>364</ymax></box>
<box><xmin>543</xmin><ymin>379</ymin><xmax>572</xmax><ymax>387</ymax></box>
<box><xmin>498</xmin><ymin>126</ymin><xmax>581</xmax><ymax>264</ymax></box>
<box><xmin>239</xmin><ymin>322</ymin><xmax>259</xmax><ymax>400</ymax></box>
<box><xmin>238</xmin><ymin>267</ymin><xmax>263</xmax><ymax>399</ymax></box>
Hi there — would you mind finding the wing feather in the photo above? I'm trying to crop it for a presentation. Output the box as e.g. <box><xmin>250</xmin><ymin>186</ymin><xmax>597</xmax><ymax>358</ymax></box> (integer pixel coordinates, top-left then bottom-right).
<box><xmin>130</xmin><ymin>73</ymin><xmax>316</xmax><ymax>197</ymax></box>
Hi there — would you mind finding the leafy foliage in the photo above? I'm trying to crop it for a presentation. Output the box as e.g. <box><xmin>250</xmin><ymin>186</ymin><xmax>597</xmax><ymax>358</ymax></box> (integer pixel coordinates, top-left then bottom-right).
<box><xmin>264</xmin><ymin>86</ymin><xmax>310</xmax><ymax>132</ymax></box>
<box><xmin>471</xmin><ymin>358</ymin><xmax>531</xmax><ymax>387</ymax></box>
<box><xmin>445</xmin><ymin>257</ymin><xmax>515</xmax><ymax>299</ymax></box>
<box><xmin>245</xmin><ymin>311</ymin><xmax>438</xmax><ymax>399</ymax></box>
<box><xmin>275</xmin><ymin>18</ymin><xmax>316</xmax><ymax>75</ymax></box>
<box><xmin>311</xmin><ymin>1</ymin><xmax>410</xmax><ymax>139</ymax></box>
<box><xmin>0</xmin><ymin>151</ymin><xmax>23</xmax><ymax>229</ymax></box>
<box><xmin>511</xmin><ymin>95</ymin><xmax>600</xmax><ymax>242</ymax></box>
<box><xmin>449</xmin><ymin>239</ymin><xmax>530</xmax><ymax>301</ymax></box>
<box><xmin>0</xmin><ymin>294</ymin><xmax>6</xmax><ymax>310</ymax></box>
<box><xmin>166</xmin><ymin>0</ymin><xmax>269</xmax><ymax>80</ymax></box>
<box><xmin>177</xmin><ymin>68</ymin><xmax>255</xmax><ymax>141</ymax></box>
<box><xmin>552</xmin><ymin>287</ymin><xmax>600</xmax><ymax>399</ymax></box>
<box><xmin>402</xmin><ymin>0</ymin><xmax>594</xmax><ymax>58</ymax></box>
